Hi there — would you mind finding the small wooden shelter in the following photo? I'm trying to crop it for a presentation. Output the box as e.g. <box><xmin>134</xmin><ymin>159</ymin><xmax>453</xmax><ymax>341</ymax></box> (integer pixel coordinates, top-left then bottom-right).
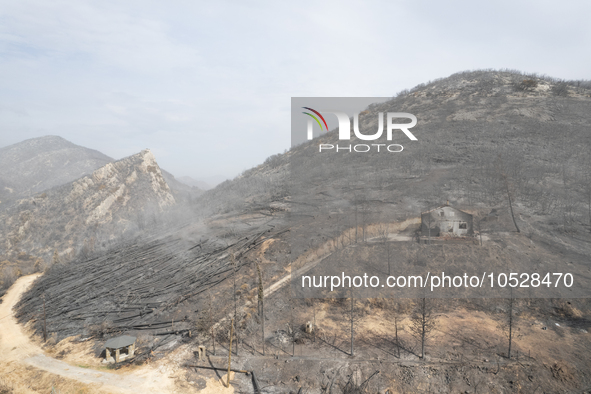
<box><xmin>104</xmin><ymin>335</ymin><xmax>136</xmax><ymax>363</ymax></box>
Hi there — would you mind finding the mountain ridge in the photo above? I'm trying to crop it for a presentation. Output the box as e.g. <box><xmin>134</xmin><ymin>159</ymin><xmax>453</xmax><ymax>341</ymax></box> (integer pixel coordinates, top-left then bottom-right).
<box><xmin>0</xmin><ymin>135</ymin><xmax>203</xmax><ymax>210</ymax></box>
<box><xmin>0</xmin><ymin>135</ymin><xmax>114</xmax><ymax>207</ymax></box>
<box><xmin>0</xmin><ymin>148</ymin><xmax>176</xmax><ymax>268</ymax></box>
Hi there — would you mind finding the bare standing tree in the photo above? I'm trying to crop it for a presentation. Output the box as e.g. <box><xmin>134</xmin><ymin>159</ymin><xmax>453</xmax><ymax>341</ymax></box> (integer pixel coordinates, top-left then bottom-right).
<box><xmin>348</xmin><ymin>288</ymin><xmax>363</xmax><ymax>357</ymax></box>
<box><xmin>497</xmin><ymin>288</ymin><xmax>519</xmax><ymax>359</ymax></box>
<box><xmin>312</xmin><ymin>298</ymin><xmax>317</xmax><ymax>343</ymax></box>
<box><xmin>392</xmin><ymin>301</ymin><xmax>402</xmax><ymax>358</ymax></box>
<box><xmin>350</xmin><ymin>290</ymin><xmax>355</xmax><ymax>356</ymax></box>
<box><xmin>288</xmin><ymin>299</ymin><xmax>297</xmax><ymax>356</ymax></box>
<box><xmin>256</xmin><ymin>262</ymin><xmax>265</xmax><ymax>356</ymax></box>
<box><xmin>495</xmin><ymin>153</ymin><xmax>521</xmax><ymax>233</ymax></box>
<box><xmin>354</xmin><ymin>192</ymin><xmax>359</xmax><ymax>243</ymax></box>
<box><xmin>42</xmin><ymin>294</ymin><xmax>47</xmax><ymax>342</ymax></box>
<box><xmin>230</xmin><ymin>253</ymin><xmax>238</xmax><ymax>356</ymax></box>
<box><xmin>377</xmin><ymin>223</ymin><xmax>392</xmax><ymax>275</ymax></box>
<box><xmin>476</xmin><ymin>214</ymin><xmax>483</xmax><ymax>246</ymax></box>
<box><xmin>225</xmin><ymin>318</ymin><xmax>234</xmax><ymax>388</ymax></box>
<box><xmin>360</xmin><ymin>199</ymin><xmax>370</xmax><ymax>243</ymax></box>
<box><xmin>201</xmin><ymin>292</ymin><xmax>216</xmax><ymax>355</ymax></box>
<box><xmin>427</xmin><ymin>210</ymin><xmax>432</xmax><ymax>245</ymax></box>
<box><xmin>581</xmin><ymin>163</ymin><xmax>591</xmax><ymax>231</ymax></box>
<box><xmin>502</xmin><ymin>173</ymin><xmax>520</xmax><ymax>233</ymax></box>
<box><xmin>410</xmin><ymin>297</ymin><xmax>437</xmax><ymax>360</ymax></box>
<box><xmin>52</xmin><ymin>249</ymin><xmax>61</xmax><ymax>266</ymax></box>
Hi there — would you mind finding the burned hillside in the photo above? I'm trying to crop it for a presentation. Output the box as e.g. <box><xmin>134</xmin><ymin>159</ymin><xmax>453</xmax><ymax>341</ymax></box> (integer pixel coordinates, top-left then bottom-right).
<box><xmin>15</xmin><ymin>218</ymin><xmax>285</xmax><ymax>353</ymax></box>
<box><xmin>196</xmin><ymin>71</ymin><xmax>591</xmax><ymax>264</ymax></box>
<box><xmin>10</xmin><ymin>70</ymin><xmax>591</xmax><ymax>393</ymax></box>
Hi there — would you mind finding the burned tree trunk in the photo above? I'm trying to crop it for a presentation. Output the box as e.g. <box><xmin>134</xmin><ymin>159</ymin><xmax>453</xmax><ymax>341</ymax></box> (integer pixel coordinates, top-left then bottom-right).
<box><xmin>494</xmin><ymin>286</ymin><xmax>520</xmax><ymax>359</ymax></box>
<box><xmin>350</xmin><ymin>289</ymin><xmax>357</xmax><ymax>357</ymax></box>
<box><xmin>231</xmin><ymin>254</ymin><xmax>238</xmax><ymax>356</ymax></box>
<box><xmin>256</xmin><ymin>262</ymin><xmax>265</xmax><ymax>356</ymax></box>
<box><xmin>428</xmin><ymin>211</ymin><xmax>432</xmax><ymax>245</ymax></box>
<box><xmin>504</xmin><ymin>175</ymin><xmax>520</xmax><ymax>233</ymax></box>
<box><xmin>410</xmin><ymin>297</ymin><xmax>437</xmax><ymax>360</ymax></box>
<box><xmin>392</xmin><ymin>302</ymin><xmax>401</xmax><ymax>358</ymax></box>
<box><xmin>500</xmin><ymin>288</ymin><xmax>517</xmax><ymax>359</ymax></box>
<box><xmin>507</xmin><ymin>296</ymin><xmax>513</xmax><ymax>359</ymax></box>
<box><xmin>43</xmin><ymin>294</ymin><xmax>47</xmax><ymax>343</ymax></box>
<box><xmin>225</xmin><ymin>318</ymin><xmax>234</xmax><ymax>388</ymax></box>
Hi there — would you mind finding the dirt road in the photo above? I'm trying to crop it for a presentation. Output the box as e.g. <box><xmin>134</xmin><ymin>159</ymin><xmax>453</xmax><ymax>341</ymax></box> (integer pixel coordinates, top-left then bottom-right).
<box><xmin>0</xmin><ymin>274</ymin><xmax>175</xmax><ymax>394</ymax></box>
<box><xmin>264</xmin><ymin>218</ymin><xmax>419</xmax><ymax>298</ymax></box>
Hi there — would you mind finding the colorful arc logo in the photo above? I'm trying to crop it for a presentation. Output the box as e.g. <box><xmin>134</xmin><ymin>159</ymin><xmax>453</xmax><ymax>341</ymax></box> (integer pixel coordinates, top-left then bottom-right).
<box><xmin>302</xmin><ymin>107</ymin><xmax>328</xmax><ymax>139</ymax></box>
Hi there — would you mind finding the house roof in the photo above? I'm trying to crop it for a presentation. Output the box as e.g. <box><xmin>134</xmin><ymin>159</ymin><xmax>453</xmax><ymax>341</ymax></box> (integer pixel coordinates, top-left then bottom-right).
<box><xmin>422</xmin><ymin>205</ymin><xmax>446</xmax><ymax>214</ymax></box>
<box><xmin>421</xmin><ymin>204</ymin><xmax>471</xmax><ymax>216</ymax></box>
<box><xmin>105</xmin><ymin>335</ymin><xmax>136</xmax><ymax>349</ymax></box>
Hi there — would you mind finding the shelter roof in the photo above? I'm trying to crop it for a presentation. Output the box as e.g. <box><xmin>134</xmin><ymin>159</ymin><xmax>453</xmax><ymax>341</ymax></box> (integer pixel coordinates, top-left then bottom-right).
<box><xmin>105</xmin><ymin>335</ymin><xmax>136</xmax><ymax>349</ymax></box>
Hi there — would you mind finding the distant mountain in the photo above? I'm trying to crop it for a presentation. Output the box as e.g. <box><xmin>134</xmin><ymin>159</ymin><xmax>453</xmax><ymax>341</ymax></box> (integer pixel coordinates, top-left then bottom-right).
<box><xmin>0</xmin><ymin>136</ymin><xmax>114</xmax><ymax>207</ymax></box>
<box><xmin>0</xmin><ymin>136</ymin><xmax>202</xmax><ymax>209</ymax></box>
<box><xmin>161</xmin><ymin>171</ymin><xmax>204</xmax><ymax>199</ymax></box>
<box><xmin>177</xmin><ymin>176</ymin><xmax>211</xmax><ymax>190</ymax></box>
<box><xmin>0</xmin><ymin>149</ymin><xmax>176</xmax><ymax>265</ymax></box>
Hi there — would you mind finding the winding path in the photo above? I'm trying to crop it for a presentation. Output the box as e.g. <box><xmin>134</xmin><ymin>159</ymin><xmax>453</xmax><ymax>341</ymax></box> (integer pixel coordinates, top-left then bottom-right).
<box><xmin>0</xmin><ymin>274</ymin><xmax>174</xmax><ymax>394</ymax></box>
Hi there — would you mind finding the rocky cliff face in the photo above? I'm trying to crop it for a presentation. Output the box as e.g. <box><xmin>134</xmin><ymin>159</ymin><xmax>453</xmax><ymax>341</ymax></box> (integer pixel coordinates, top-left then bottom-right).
<box><xmin>0</xmin><ymin>149</ymin><xmax>175</xmax><ymax>263</ymax></box>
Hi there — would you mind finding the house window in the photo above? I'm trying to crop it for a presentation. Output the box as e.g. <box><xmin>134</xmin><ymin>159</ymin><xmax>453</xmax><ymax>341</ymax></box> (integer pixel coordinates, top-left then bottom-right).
<box><xmin>439</xmin><ymin>211</ymin><xmax>444</xmax><ymax>217</ymax></box>
<box><xmin>459</xmin><ymin>222</ymin><xmax>467</xmax><ymax>229</ymax></box>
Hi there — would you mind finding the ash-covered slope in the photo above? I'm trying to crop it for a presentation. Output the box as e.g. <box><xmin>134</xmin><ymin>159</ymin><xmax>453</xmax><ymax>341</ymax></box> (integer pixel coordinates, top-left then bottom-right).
<box><xmin>15</xmin><ymin>227</ymin><xmax>275</xmax><ymax>347</ymax></box>
<box><xmin>202</xmin><ymin>70</ymin><xmax>591</xmax><ymax>225</ymax></box>
<box><xmin>13</xmin><ymin>71</ymin><xmax>591</xmax><ymax>381</ymax></box>
<box><xmin>0</xmin><ymin>149</ymin><xmax>176</xmax><ymax>264</ymax></box>
<box><xmin>0</xmin><ymin>136</ymin><xmax>113</xmax><ymax>208</ymax></box>
<box><xmin>287</xmin><ymin>70</ymin><xmax>591</xmax><ymax>216</ymax></box>
<box><xmin>198</xmin><ymin>69</ymin><xmax>591</xmax><ymax>291</ymax></box>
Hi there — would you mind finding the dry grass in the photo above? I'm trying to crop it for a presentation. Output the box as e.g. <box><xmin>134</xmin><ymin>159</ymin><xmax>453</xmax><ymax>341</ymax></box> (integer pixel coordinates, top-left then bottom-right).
<box><xmin>0</xmin><ymin>362</ymin><xmax>107</xmax><ymax>394</ymax></box>
<box><xmin>45</xmin><ymin>336</ymin><xmax>103</xmax><ymax>368</ymax></box>
<box><xmin>199</xmin><ymin>372</ymin><xmax>235</xmax><ymax>394</ymax></box>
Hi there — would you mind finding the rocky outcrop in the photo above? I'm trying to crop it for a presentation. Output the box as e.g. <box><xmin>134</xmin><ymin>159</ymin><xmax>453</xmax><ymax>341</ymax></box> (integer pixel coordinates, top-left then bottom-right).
<box><xmin>0</xmin><ymin>149</ymin><xmax>175</xmax><ymax>262</ymax></box>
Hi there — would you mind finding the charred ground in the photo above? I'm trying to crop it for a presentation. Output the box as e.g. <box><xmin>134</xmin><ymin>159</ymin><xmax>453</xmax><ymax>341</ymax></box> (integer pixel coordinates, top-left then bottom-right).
<box><xmin>10</xmin><ymin>70</ymin><xmax>591</xmax><ymax>393</ymax></box>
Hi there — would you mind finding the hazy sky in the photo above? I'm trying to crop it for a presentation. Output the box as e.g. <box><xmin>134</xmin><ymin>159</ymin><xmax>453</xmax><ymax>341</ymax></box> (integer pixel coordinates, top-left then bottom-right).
<box><xmin>0</xmin><ymin>0</ymin><xmax>589</xmax><ymax>182</ymax></box>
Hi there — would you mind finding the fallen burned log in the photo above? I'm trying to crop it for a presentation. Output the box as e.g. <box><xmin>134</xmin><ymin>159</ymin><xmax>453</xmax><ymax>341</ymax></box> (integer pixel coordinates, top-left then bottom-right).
<box><xmin>185</xmin><ymin>364</ymin><xmax>250</xmax><ymax>374</ymax></box>
<box><xmin>184</xmin><ymin>364</ymin><xmax>261</xmax><ymax>393</ymax></box>
<box><xmin>14</xmin><ymin>225</ymin><xmax>284</xmax><ymax>343</ymax></box>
